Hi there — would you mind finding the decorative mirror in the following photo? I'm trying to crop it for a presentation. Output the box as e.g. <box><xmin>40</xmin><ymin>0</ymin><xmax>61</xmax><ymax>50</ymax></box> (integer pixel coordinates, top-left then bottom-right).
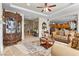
<box><xmin>6</xmin><ymin>17</ymin><xmax>16</xmax><ymax>33</ymax></box>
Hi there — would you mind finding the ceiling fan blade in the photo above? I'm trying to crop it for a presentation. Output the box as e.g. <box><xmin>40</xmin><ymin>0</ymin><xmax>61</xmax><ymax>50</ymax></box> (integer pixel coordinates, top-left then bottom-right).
<box><xmin>48</xmin><ymin>5</ymin><xmax>56</xmax><ymax>7</ymax></box>
<box><xmin>45</xmin><ymin>3</ymin><xmax>47</xmax><ymax>6</ymax></box>
<box><xmin>37</xmin><ymin>7</ymin><xmax>44</xmax><ymax>8</ymax></box>
<box><xmin>41</xmin><ymin>10</ymin><xmax>44</xmax><ymax>12</ymax></box>
<box><xmin>48</xmin><ymin>8</ymin><xmax>52</xmax><ymax>11</ymax></box>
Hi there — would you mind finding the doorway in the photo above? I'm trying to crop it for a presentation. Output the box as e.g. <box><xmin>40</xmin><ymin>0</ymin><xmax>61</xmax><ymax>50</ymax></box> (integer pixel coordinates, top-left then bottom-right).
<box><xmin>24</xmin><ymin>19</ymin><xmax>39</xmax><ymax>37</ymax></box>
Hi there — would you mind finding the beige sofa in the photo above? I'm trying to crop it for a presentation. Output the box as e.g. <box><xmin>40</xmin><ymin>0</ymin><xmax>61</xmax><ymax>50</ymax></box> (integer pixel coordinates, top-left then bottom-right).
<box><xmin>52</xmin><ymin>31</ymin><xmax>68</xmax><ymax>43</ymax></box>
<box><xmin>52</xmin><ymin>30</ymin><xmax>76</xmax><ymax>44</ymax></box>
<box><xmin>51</xmin><ymin>41</ymin><xmax>79</xmax><ymax>56</ymax></box>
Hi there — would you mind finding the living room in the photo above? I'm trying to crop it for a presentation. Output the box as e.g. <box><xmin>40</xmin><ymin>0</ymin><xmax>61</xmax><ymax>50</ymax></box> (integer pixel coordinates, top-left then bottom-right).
<box><xmin>1</xmin><ymin>3</ymin><xmax>79</xmax><ymax>56</ymax></box>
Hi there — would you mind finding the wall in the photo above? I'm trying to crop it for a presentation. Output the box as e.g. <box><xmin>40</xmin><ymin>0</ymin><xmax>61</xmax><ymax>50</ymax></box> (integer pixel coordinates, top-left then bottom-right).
<box><xmin>0</xmin><ymin>3</ymin><xmax>3</xmax><ymax>54</ymax></box>
<box><xmin>38</xmin><ymin>17</ymin><xmax>50</xmax><ymax>38</ymax></box>
<box><xmin>52</xmin><ymin>10</ymin><xmax>79</xmax><ymax>32</ymax></box>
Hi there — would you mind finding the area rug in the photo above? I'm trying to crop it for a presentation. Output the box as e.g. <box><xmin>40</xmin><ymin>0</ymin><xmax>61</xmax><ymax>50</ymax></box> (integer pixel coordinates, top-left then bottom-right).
<box><xmin>23</xmin><ymin>40</ymin><xmax>51</xmax><ymax>56</ymax></box>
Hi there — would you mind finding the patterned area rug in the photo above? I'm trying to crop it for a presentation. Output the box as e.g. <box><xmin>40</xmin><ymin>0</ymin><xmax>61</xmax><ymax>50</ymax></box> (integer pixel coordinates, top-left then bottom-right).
<box><xmin>22</xmin><ymin>40</ymin><xmax>51</xmax><ymax>56</ymax></box>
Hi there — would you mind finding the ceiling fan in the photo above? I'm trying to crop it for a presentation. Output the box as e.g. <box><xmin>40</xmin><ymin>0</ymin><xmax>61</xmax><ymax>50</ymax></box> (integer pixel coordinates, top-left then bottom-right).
<box><xmin>37</xmin><ymin>3</ymin><xmax>56</xmax><ymax>12</ymax></box>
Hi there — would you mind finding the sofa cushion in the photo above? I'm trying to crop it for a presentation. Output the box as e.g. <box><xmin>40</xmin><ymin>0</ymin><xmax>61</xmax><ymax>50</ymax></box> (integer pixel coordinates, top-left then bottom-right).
<box><xmin>51</xmin><ymin>41</ymin><xmax>79</xmax><ymax>56</ymax></box>
<box><xmin>53</xmin><ymin>35</ymin><xmax>68</xmax><ymax>43</ymax></box>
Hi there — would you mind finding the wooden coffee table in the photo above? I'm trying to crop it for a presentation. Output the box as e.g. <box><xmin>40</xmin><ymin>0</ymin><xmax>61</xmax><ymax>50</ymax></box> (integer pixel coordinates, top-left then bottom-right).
<box><xmin>40</xmin><ymin>37</ymin><xmax>54</xmax><ymax>49</ymax></box>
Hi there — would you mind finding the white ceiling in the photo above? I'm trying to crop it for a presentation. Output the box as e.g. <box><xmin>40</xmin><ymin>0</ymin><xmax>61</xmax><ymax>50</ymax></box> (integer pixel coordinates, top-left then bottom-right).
<box><xmin>12</xmin><ymin>3</ymin><xmax>72</xmax><ymax>14</ymax></box>
<box><xmin>2</xmin><ymin>3</ymin><xmax>79</xmax><ymax>23</ymax></box>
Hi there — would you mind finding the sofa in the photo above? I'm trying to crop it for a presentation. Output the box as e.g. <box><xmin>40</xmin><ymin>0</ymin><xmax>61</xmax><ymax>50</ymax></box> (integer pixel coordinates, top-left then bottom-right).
<box><xmin>51</xmin><ymin>41</ymin><xmax>79</xmax><ymax>56</ymax></box>
<box><xmin>52</xmin><ymin>30</ymin><xmax>69</xmax><ymax>43</ymax></box>
<box><xmin>52</xmin><ymin>29</ymin><xmax>76</xmax><ymax>44</ymax></box>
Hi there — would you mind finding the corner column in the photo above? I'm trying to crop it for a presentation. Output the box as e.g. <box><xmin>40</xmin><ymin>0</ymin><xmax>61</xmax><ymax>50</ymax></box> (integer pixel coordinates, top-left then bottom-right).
<box><xmin>20</xmin><ymin>13</ymin><xmax>24</xmax><ymax>41</ymax></box>
<box><xmin>38</xmin><ymin>17</ymin><xmax>50</xmax><ymax>38</ymax></box>
<box><xmin>77</xmin><ymin>13</ymin><xmax>79</xmax><ymax>32</ymax></box>
<box><xmin>0</xmin><ymin>3</ymin><xmax>3</xmax><ymax>54</ymax></box>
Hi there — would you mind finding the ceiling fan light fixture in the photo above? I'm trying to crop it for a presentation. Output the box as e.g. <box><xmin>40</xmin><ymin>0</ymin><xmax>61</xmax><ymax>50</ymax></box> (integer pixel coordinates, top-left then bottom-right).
<box><xmin>44</xmin><ymin>7</ymin><xmax>49</xmax><ymax>12</ymax></box>
<box><xmin>37</xmin><ymin>3</ymin><xmax>56</xmax><ymax>12</ymax></box>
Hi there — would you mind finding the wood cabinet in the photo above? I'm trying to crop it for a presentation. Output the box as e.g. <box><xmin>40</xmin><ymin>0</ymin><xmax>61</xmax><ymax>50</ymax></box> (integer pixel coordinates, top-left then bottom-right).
<box><xmin>3</xmin><ymin>10</ymin><xmax>22</xmax><ymax>46</ymax></box>
<box><xmin>50</xmin><ymin>23</ymin><xmax>69</xmax><ymax>29</ymax></box>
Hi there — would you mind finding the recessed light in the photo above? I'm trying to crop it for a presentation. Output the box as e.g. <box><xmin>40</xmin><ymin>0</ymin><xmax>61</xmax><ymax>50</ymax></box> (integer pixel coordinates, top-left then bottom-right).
<box><xmin>27</xmin><ymin>3</ymin><xmax>30</xmax><ymax>6</ymax></box>
<box><xmin>53</xmin><ymin>23</ymin><xmax>55</xmax><ymax>24</ymax></box>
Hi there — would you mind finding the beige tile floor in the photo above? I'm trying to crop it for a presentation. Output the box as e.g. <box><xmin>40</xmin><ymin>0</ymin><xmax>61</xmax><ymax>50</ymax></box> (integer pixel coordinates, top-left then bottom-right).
<box><xmin>2</xmin><ymin>35</ymin><xmax>51</xmax><ymax>56</ymax></box>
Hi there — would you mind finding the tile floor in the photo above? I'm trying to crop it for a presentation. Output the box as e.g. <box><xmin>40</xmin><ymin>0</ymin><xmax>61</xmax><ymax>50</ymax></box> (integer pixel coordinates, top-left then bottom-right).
<box><xmin>2</xmin><ymin>35</ymin><xmax>51</xmax><ymax>56</ymax></box>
